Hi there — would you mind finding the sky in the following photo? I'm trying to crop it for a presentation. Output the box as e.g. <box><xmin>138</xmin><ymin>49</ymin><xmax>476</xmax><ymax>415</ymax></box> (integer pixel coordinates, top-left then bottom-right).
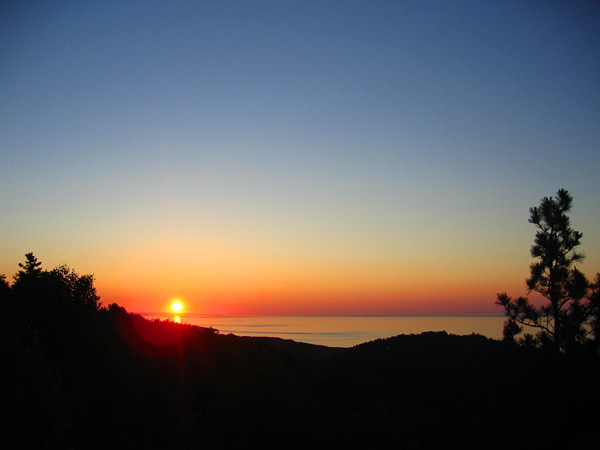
<box><xmin>1</xmin><ymin>1</ymin><xmax>599</xmax><ymax>315</ymax></box>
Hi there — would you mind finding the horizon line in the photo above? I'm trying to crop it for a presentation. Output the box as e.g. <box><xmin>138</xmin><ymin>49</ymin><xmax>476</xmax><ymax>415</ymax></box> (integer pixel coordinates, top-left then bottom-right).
<box><xmin>136</xmin><ymin>312</ymin><xmax>505</xmax><ymax>318</ymax></box>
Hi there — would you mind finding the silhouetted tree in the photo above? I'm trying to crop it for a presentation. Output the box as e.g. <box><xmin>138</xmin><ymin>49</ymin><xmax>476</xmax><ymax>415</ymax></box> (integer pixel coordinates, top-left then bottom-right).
<box><xmin>47</xmin><ymin>264</ymin><xmax>101</xmax><ymax>310</ymax></box>
<box><xmin>13</xmin><ymin>252</ymin><xmax>43</xmax><ymax>285</ymax></box>
<box><xmin>10</xmin><ymin>254</ymin><xmax>101</xmax><ymax>314</ymax></box>
<box><xmin>496</xmin><ymin>189</ymin><xmax>598</xmax><ymax>352</ymax></box>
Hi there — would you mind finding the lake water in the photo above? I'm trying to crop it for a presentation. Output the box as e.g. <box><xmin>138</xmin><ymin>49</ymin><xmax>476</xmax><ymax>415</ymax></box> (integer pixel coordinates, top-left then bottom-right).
<box><xmin>139</xmin><ymin>314</ymin><xmax>506</xmax><ymax>347</ymax></box>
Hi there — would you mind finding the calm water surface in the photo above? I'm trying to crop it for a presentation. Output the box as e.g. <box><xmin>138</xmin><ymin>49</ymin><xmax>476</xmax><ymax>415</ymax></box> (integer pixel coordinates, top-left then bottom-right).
<box><xmin>140</xmin><ymin>314</ymin><xmax>505</xmax><ymax>347</ymax></box>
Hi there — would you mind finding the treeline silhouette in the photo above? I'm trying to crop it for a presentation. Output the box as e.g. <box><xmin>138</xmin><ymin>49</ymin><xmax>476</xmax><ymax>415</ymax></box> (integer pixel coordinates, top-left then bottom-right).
<box><xmin>2</xmin><ymin>254</ymin><xmax>600</xmax><ymax>449</ymax></box>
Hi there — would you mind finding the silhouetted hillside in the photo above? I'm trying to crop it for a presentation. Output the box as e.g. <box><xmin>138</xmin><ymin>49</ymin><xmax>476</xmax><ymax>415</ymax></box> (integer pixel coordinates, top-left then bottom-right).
<box><xmin>2</xmin><ymin>262</ymin><xmax>600</xmax><ymax>449</ymax></box>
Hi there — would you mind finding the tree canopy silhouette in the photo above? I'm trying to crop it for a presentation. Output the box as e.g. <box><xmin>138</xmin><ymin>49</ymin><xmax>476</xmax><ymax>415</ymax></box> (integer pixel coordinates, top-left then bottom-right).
<box><xmin>13</xmin><ymin>252</ymin><xmax>42</xmax><ymax>284</ymax></box>
<box><xmin>497</xmin><ymin>189</ymin><xmax>599</xmax><ymax>352</ymax></box>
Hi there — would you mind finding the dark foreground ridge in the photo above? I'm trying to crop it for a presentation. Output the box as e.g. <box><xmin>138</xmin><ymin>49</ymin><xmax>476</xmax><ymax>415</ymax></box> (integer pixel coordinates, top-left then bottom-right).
<box><xmin>4</xmin><ymin>310</ymin><xmax>600</xmax><ymax>449</ymax></box>
<box><xmin>2</xmin><ymin>262</ymin><xmax>600</xmax><ymax>449</ymax></box>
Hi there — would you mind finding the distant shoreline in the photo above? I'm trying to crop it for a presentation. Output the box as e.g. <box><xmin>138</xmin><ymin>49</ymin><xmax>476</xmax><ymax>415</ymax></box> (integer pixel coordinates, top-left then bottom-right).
<box><xmin>136</xmin><ymin>314</ymin><xmax>506</xmax><ymax>346</ymax></box>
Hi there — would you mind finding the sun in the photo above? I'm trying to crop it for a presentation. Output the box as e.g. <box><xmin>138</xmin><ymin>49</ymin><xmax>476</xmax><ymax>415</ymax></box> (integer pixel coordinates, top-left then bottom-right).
<box><xmin>171</xmin><ymin>300</ymin><xmax>183</xmax><ymax>313</ymax></box>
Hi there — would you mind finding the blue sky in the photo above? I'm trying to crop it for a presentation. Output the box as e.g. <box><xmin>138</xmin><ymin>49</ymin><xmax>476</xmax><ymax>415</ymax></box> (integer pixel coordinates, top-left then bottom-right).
<box><xmin>1</xmin><ymin>1</ymin><xmax>599</xmax><ymax>314</ymax></box>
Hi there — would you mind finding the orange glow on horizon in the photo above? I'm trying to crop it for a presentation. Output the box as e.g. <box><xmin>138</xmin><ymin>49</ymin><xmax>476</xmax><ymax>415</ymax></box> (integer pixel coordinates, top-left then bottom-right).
<box><xmin>95</xmin><ymin>273</ymin><xmax>529</xmax><ymax>315</ymax></box>
<box><xmin>91</xmin><ymin>245</ymin><xmax>534</xmax><ymax>315</ymax></box>
<box><xmin>86</xmin><ymin>229</ymin><xmax>530</xmax><ymax>315</ymax></box>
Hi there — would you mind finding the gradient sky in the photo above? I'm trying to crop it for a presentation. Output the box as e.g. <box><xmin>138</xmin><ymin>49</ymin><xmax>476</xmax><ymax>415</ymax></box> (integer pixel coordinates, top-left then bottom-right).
<box><xmin>1</xmin><ymin>1</ymin><xmax>599</xmax><ymax>315</ymax></box>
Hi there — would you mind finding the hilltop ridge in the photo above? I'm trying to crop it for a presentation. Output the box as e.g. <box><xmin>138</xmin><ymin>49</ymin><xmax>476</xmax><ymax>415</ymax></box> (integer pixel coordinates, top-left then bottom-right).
<box><xmin>3</xmin><ymin>300</ymin><xmax>599</xmax><ymax>449</ymax></box>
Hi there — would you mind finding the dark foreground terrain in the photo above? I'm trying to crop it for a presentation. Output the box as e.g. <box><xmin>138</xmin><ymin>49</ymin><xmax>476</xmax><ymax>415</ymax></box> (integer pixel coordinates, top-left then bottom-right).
<box><xmin>2</xmin><ymin>298</ymin><xmax>600</xmax><ymax>450</ymax></box>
